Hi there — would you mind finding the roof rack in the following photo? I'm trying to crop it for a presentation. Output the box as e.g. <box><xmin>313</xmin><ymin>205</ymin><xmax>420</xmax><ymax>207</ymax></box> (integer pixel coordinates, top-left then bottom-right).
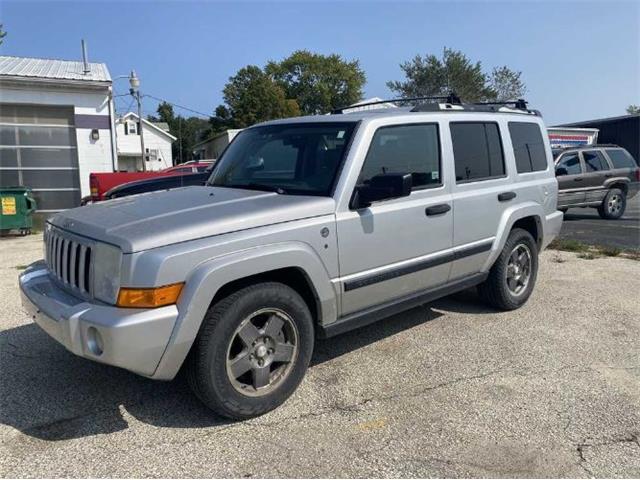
<box><xmin>331</xmin><ymin>92</ymin><xmax>461</xmax><ymax>114</ymax></box>
<box><xmin>332</xmin><ymin>93</ymin><xmax>540</xmax><ymax>117</ymax></box>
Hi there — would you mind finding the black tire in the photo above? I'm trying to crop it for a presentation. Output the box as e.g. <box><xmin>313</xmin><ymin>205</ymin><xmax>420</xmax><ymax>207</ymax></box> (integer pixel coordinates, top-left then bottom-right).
<box><xmin>597</xmin><ymin>188</ymin><xmax>626</xmax><ymax>219</ymax></box>
<box><xmin>478</xmin><ymin>228</ymin><xmax>539</xmax><ymax>311</ymax></box>
<box><xmin>186</xmin><ymin>282</ymin><xmax>314</xmax><ymax>419</ymax></box>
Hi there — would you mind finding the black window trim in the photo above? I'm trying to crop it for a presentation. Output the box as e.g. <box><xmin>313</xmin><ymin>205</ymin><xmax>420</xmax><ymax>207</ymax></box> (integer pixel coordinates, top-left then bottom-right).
<box><xmin>354</xmin><ymin>121</ymin><xmax>443</xmax><ymax>196</ymax></box>
<box><xmin>450</xmin><ymin>120</ymin><xmax>507</xmax><ymax>185</ymax></box>
<box><xmin>507</xmin><ymin>121</ymin><xmax>549</xmax><ymax>175</ymax></box>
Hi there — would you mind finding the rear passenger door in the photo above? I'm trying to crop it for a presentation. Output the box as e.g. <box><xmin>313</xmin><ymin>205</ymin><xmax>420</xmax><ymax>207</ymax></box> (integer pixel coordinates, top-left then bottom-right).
<box><xmin>581</xmin><ymin>150</ymin><xmax>610</xmax><ymax>203</ymax></box>
<box><xmin>448</xmin><ymin>121</ymin><xmax>510</xmax><ymax>280</ymax></box>
<box><xmin>555</xmin><ymin>152</ymin><xmax>585</xmax><ymax>207</ymax></box>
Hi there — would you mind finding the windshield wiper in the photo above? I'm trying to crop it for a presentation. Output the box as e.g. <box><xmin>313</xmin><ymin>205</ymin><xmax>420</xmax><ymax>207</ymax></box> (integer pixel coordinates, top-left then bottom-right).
<box><xmin>224</xmin><ymin>183</ymin><xmax>287</xmax><ymax>194</ymax></box>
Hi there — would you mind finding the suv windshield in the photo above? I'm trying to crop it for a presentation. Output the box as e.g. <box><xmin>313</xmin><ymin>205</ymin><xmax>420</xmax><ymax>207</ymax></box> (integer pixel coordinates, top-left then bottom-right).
<box><xmin>208</xmin><ymin>123</ymin><xmax>357</xmax><ymax>196</ymax></box>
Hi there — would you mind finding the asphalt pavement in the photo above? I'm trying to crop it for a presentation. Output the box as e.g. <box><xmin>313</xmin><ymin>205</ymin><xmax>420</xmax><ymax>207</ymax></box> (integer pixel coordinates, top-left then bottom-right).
<box><xmin>1</xmin><ymin>234</ymin><xmax>639</xmax><ymax>477</ymax></box>
<box><xmin>558</xmin><ymin>194</ymin><xmax>640</xmax><ymax>250</ymax></box>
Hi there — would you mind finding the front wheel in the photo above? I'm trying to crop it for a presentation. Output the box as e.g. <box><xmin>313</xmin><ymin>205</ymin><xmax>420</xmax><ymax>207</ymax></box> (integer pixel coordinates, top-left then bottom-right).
<box><xmin>597</xmin><ymin>188</ymin><xmax>626</xmax><ymax>219</ymax></box>
<box><xmin>186</xmin><ymin>282</ymin><xmax>314</xmax><ymax>419</ymax></box>
<box><xmin>478</xmin><ymin>228</ymin><xmax>539</xmax><ymax>311</ymax></box>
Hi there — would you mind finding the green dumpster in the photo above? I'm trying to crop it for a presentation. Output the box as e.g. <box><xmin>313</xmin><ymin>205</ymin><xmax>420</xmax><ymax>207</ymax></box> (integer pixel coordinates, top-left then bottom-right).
<box><xmin>0</xmin><ymin>187</ymin><xmax>37</xmax><ymax>236</ymax></box>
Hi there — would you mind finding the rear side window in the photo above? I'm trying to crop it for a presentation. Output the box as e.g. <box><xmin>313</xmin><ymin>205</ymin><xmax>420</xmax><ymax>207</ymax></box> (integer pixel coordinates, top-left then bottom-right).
<box><xmin>556</xmin><ymin>153</ymin><xmax>582</xmax><ymax>175</ymax></box>
<box><xmin>606</xmin><ymin>149</ymin><xmax>637</xmax><ymax>169</ymax></box>
<box><xmin>359</xmin><ymin>124</ymin><xmax>441</xmax><ymax>190</ymax></box>
<box><xmin>508</xmin><ymin>122</ymin><xmax>548</xmax><ymax>173</ymax></box>
<box><xmin>583</xmin><ymin>151</ymin><xmax>608</xmax><ymax>172</ymax></box>
<box><xmin>450</xmin><ymin>122</ymin><xmax>505</xmax><ymax>182</ymax></box>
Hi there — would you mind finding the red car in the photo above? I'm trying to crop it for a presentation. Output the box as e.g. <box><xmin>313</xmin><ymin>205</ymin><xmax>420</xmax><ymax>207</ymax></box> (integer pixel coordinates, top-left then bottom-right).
<box><xmin>86</xmin><ymin>163</ymin><xmax>212</xmax><ymax>203</ymax></box>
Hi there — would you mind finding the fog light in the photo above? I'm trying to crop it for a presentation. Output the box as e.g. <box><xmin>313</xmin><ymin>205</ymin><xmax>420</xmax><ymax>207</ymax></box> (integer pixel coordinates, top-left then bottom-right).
<box><xmin>86</xmin><ymin>326</ymin><xmax>104</xmax><ymax>356</ymax></box>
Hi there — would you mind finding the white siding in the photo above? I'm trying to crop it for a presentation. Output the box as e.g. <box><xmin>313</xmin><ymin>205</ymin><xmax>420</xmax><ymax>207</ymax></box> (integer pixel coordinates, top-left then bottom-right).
<box><xmin>0</xmin><ymin>81</ymin><xmax>115</xmax><ymax>199</ymax></box>
<box><xmin>115</xmin><ymin>116</ymin><xmax>174</xmax><ymax>171</ymax></box>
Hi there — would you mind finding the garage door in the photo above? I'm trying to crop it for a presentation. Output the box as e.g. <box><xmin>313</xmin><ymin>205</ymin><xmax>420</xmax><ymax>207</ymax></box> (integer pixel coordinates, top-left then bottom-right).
<box><xmin>0</xmin><ymin>104</ymin><xmax>80</xmax><ymax>212</ymax></box>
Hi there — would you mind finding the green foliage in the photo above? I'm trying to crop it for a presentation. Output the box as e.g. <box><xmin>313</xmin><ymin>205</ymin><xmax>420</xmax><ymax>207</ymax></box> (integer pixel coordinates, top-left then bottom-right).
<box><xmin>626</xmin><ymin>104</ymin><xmax>640</xmax><ymax>115</ymax></box>
<box><xmin>0</xmin><ymin>24</ymin><xmax>6</xmax><ymax>45</ymax></box>
<box><xmin>216</xmin><ymin>65</ymin><xmax>300</xmax><ymax>129</ymax></box>
<box><xmin>387</xmin><ymin>48</ymin><xmax>526</xmax><ymax>103</ymax></box>
<box><xmin>148</xmin><ymin>101</ymin><xmax>210</xmax><ymax>163</ymax></box>
<box><xmin>489</xmin><ymin>66</ymin><xmax>526</xmax><ymax>101</ymax></box>
<box><xmin>266</xmin><ymin>50</ymin><xmax>366</xmax><ymax>115</ymax></box>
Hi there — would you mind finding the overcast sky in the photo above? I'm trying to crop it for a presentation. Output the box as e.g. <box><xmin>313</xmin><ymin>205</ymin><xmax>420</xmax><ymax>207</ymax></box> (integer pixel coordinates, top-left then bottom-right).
<box><xmin>2</xmin><ymin>0</ymin><xmax>638</xmax><ymax>125</ymax></box>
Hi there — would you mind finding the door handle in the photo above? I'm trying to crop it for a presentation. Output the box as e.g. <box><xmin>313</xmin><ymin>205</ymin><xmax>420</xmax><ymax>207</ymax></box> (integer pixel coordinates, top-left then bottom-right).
<box><xmin>425</xmin><ymin>204</ymin><xmax>451</xmax><ymax>216</ymax></box>
<box><xmin>574</xmin><ymin>178</ymin><xmax>583</xmax><ymax>182</ymax></box>
<box><xmin>498</xmin><ymin>191</ymin><xmax>516</xmax><ymax>202</ymax></box>
<box><xmin>604</xmin><ymin>173</ymin><xmax>613</xmax><ymax>178</ymax></box>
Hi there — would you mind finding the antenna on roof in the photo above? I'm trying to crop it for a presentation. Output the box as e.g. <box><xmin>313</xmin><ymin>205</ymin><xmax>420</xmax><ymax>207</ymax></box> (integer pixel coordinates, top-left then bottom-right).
<box><xmin>81</xmin><ymin>39</ymin><xmax>90</xmax><ymax>74</ymax></box>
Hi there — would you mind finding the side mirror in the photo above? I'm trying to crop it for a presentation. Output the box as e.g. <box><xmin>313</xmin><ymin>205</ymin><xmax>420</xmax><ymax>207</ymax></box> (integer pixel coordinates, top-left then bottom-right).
<box><xmin>555</xmin><ymin>167</ymin><xmax>568</xmax><ymax>176</ymax></box>
<box><xmin>351</xmin><ymin>173</ymin><xmax>412</xmax><ymax>209</ymax></box>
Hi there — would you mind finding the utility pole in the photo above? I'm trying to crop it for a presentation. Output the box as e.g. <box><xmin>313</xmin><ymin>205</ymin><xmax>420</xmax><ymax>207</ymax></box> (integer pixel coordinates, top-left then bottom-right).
<box><xmin>129</xmin><ymin>70</ymin><xmax>146</xmax><ymax>171</ymax></box>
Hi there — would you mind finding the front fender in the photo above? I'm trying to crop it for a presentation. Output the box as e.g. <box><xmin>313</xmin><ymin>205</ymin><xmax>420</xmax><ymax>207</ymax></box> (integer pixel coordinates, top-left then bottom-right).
<box><xmin>481</xmin><ymin>202</ymin><xmax>545</xmax><ymax>272</ymax></box>
<box><xmin>151</xmin><ymin>241</ymin><xmax>336</xmax><ymax>380</ymax></box>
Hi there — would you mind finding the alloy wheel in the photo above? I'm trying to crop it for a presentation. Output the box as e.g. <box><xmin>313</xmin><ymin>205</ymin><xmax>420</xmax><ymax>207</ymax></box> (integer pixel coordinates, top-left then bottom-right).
<box><xmin>226</xmin><ymin>308</ymin><xmax>298</xmax><ymax>397</ymax></box>
<box><xmin>506</xmin><ymin>243</ymin><xmax>532</xmax><ymax>296</ymax></box>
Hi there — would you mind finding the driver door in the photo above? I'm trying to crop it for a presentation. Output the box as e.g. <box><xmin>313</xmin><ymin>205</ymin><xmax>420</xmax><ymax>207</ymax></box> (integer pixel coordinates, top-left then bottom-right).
<box><xmin>336</xmin><ymin>123</ymin><xmax>453</xmax><ymax>316</ymax></box>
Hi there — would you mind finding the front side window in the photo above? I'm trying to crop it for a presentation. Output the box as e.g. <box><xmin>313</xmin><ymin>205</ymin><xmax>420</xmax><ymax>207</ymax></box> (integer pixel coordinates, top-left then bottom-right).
<box><xmin>209</xmin><ymin>122</ymin><xmax>356</xmax><ymax>196</ymax></box>
<box><xmin>450</xmin><ymin>122</ymin><xmax>505</xmax><ymax>182</ymax></box>
<box><xmin>358</xmin><ymin>124</ymin><xmax>441</xmax><ymax>190</ymax></box>
<box><xmin>583</xmin><ymin>151</ymin><xmax>608</xmax><ymax>172</ymax></box>
<box><xmin>509</xmin><ymin>122</ymin><xmax>548</xmax><ymax>173</ymax></box>
<box><xmin>606</xmin><ymin>149</ymin><xmax>637</xmax><ymax>169</ymax></box>
<box><xmin>556</xmin><ymin>153</ymin><xmax>582</xmax><ymax>175</ymax></box>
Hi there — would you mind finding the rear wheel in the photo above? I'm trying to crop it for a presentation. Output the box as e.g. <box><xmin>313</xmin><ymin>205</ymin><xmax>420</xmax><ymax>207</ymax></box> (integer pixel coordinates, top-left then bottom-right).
<box><xmin>597</xmin><ymin>188</ymin><xmax>626</xmax><ymax>219</ymax></box>
<box><xmin>478</xmin><ymin>228</ymin><xmax>538</xmax><ymax>311</ymax></box>
<box><xmin>186</xmin><ymin>282</ymin><xmax>314</xmax><ymax>419</ymax></box>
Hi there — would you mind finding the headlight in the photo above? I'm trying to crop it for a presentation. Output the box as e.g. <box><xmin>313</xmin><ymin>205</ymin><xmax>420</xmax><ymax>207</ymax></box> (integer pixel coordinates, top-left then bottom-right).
<box><xmin>93</xmin><ymin>243</ymin><xmax>122</xmax><ymax>304</ymax></box>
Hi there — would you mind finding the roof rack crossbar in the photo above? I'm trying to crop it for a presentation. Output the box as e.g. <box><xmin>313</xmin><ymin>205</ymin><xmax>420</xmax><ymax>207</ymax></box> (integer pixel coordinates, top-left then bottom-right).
<box><xmin>474</xmin><ymin>99</ymin><xmax>529</xmax><ymax>110</ymax></box>
<box><xmin>331</xmin><ymin>92</ymin><xmax>461</xmax><ymax>114</ymax></box>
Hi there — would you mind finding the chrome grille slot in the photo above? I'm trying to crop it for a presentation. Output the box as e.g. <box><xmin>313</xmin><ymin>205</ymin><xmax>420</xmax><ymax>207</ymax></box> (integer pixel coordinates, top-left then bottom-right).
<box><xmin>45</xmin><ymin>227</ymin><xmax>93</xmax><ymax>296</ymax></box>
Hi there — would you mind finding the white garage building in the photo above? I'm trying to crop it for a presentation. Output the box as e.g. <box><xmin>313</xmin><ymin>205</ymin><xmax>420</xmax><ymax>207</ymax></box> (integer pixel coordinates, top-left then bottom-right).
<box><xmin>0</xmin><ymin>55</ymin><xmax>116</xmax><ymax>212</ymax></box>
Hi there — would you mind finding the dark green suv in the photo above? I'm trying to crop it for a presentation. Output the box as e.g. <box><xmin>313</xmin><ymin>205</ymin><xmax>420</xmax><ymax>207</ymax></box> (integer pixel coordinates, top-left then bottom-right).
<box><xmin>554</xmin><ymin>145</ymin><xmax>639</xmax><ymax>219</ymax></box>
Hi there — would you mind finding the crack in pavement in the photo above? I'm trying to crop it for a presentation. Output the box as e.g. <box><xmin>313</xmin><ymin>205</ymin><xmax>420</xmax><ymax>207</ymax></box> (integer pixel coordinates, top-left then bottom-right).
<box><xmin>575</xmin><ymin>433</ymin><xmax>640</xmax><ymax>478</ymax></box>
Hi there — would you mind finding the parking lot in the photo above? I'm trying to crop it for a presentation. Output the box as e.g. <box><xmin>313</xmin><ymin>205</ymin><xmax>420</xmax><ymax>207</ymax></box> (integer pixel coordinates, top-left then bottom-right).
<box><xmin>1</xmin><ymin>233</ymin><xmax>639</xmax><ymax>477</ymax></box>
<box><xmin>559</xmin><ymin>195</ymin><xmax>640</xmax><ymax>250</ymax></box>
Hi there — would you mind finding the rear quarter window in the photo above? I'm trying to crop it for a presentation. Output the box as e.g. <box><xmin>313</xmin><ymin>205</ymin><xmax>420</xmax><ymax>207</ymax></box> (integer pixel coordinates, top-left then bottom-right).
<box><xmin>606</xmin><ymin>149</ymin><xmax>637</xmax><ymax>169</ymax></box>
<box><xmin>508</xmin><ymin>122</ymin><xmax>548</xmax><ymax>173</ymax></box>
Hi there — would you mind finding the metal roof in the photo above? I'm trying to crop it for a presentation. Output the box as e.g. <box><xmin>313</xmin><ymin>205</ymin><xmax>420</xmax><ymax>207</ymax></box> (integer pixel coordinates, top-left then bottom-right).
<box><xmin>0</xmin><ymin>55</ymin><xmax>111</xmax><ymax>82</ymax></box>
<box><xmin>555</xmin><ymin>113</ymin><xmax>640</xmax><ymax>127</ymax></box>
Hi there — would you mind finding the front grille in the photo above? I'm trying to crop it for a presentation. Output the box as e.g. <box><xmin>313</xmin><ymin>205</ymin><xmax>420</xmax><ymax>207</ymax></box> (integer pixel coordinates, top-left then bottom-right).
<box><xmin>45</xmin><ymin>227</ymin><xmax>93</xmax><ymax>295</ymax></box>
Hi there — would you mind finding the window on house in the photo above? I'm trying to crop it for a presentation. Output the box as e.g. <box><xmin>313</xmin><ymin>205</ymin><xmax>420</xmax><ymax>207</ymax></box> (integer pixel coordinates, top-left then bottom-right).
<box><xmin>358</xmin><ymin>124</ymin><xmax>441</xmax><ymax>190</ymax></box>
<box><xmin>450</xmin><ymin>122</ymin><xmax>505</xmax><ymax>182</ymax></box>
<box><xmin>508</xmin><ymin>122</ymin><xmax>548</xmax><ymax>173</ymax></box>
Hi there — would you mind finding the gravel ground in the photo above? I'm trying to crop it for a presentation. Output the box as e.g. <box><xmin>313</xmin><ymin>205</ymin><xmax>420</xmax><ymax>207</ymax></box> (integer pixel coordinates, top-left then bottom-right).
<box><xmin>1</xmin><ymin>233</ymin><xmax>639</xmax><ymax>478</ymax></box>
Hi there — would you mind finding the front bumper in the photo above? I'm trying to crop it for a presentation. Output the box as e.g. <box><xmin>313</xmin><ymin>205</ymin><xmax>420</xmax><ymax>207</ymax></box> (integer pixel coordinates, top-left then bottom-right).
<box><xmin>19</xmin><ymin>261</ymin><xmax>178</xmax><ymax>377</ymax></box>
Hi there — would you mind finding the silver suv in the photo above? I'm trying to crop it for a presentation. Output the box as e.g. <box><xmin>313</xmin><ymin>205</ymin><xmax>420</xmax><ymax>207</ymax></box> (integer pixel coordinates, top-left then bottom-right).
<box><xmin>20</xmin><ymin>100</ymin><xmax>563</xmax><ymax>418</ymax></box>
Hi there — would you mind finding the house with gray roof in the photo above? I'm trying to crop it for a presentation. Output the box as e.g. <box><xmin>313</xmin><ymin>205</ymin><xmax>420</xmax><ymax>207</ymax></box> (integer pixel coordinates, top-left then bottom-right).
<box><xmin>0</xmin><ymin>55</ymin><xmax>116</xmax><ymax>212</ymax></box>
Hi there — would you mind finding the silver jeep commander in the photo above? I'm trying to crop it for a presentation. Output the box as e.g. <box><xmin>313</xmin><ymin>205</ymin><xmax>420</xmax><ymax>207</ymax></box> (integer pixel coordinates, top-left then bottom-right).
<box><xmin>20</xmin><ymin>98</ymin><xmax>563</xmax><ymax>419</ymax></box>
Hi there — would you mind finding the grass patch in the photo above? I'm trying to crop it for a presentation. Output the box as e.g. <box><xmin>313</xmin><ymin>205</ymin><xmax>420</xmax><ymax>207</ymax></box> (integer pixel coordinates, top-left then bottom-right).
<box><xmin>548</xmin><ymin>238</ymin><xmax>589</xmax><ymax>252</ymax></box>
<box><xmin>577</xmin><ymin>252</ymin><xmax>596</xmax><ymax>260</ymax></box>
<box><xmin>599</xmin><ymin>245</ymin><xmax>622</xmax><ymax>257</ymax></box>
<box><xmin>15</xmin><ymin>265</ymin><xmax>28</xmax><ymax>270</ymax></box>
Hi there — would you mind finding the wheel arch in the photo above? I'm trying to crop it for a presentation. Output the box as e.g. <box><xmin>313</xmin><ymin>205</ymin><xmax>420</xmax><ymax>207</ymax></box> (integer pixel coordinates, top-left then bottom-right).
<box><xmin>151</xmin><ymin>242</ymin><xmax>337</xmax><ymax>380</ymax></box>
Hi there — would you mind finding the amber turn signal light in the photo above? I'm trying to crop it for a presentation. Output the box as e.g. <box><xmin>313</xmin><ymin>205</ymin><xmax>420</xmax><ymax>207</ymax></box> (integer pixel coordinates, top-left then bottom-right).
<box><xmin>117</xmin><ymin>283</ymin><xmax>184</xmax><ymax>308</ymax></box>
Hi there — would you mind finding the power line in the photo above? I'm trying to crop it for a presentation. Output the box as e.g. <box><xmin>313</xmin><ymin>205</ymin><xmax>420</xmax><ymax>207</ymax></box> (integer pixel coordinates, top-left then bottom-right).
<box><xmin>143</xmin><ymin>93</ymin><xmax>211</xmax><ymax>118</ymax></box>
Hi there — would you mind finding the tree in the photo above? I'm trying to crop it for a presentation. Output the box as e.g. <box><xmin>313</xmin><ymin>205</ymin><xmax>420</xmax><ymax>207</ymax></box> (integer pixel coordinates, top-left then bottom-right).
<box><xmin>218</xmin><ymin>65</ymin><xmax>300</xmax><ymax>128</ymax></box>
<box><xmin>489</xmin><ymin>66</ymin><xmax>526</xmax><ymax>101</ymax></box>
<box><xmin>148</xmin><ymin>102</ymin><xmax>210</xmax><ymax>163</ymax></box>
<box><xmin>387</xmin><ymin>48</ymin><xmax>526</xmax><ymax>103</ymax></box>
<box><xmin>0</xmin><ymin>24</ymin><xmax>6</xmax><ymax>45</ymax></box>
<box><xmin>626</xmin><ymin>105</ymin><xmax>640</xmax><ymax>115</ymax></box>
<box><xmin>266</xmin><ymin>50</ymin><xmax>366</xmax><ymax>114</ymax></box>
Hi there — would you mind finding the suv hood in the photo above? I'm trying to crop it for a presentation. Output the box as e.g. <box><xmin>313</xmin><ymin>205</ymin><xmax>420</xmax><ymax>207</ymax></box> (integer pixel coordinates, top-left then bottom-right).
<box><xmin>49</xmin><ymin>186</ymin><xmax>335</xmax><ymax>253</ymax></box>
